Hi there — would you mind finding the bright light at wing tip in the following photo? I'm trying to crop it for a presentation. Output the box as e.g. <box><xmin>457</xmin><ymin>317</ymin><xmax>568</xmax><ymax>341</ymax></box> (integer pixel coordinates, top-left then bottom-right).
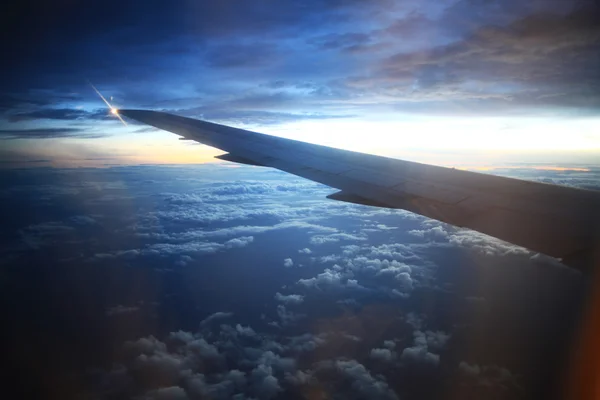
<box><xmin>88</xmin><ymin>82</ymin><xmax>127</xmax><ymax>126</ymax></box>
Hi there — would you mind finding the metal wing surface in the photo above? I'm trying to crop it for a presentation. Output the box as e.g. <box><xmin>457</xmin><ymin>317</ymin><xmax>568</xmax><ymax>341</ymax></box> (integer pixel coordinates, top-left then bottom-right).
<box><xmin>120</xmin><ymin>110</ymin><xmax>600</xmax><ymax>271</ymax></box>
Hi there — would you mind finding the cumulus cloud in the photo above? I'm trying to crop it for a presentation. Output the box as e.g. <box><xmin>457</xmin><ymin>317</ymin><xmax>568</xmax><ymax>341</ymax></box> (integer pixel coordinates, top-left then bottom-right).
<box><xmin>274</xmin><ymin>292</ymin><xmax>304</xmax><ymax>305</ymax></box>
<box><xmin>235</xmin><ymin>324</ymin><xmax>256</xmax><ymax>337</ymax></box>
<box><xmin>276</xmin><ymin>305</ymin><xmax>305</xmax><ymax>326</ymax></box>
<box><xmin>285</xmin><ymin>370</ymin><xmax>314</xmax><ymax>386</ymax></box>
<box><xmin>400</xmin><ymin>345</ymin><xmax>440</xmax><ymax>367</ymax></box>
<box><xmin>225</xmin><ymin>236</ymin><xmax>254</xmax><ymax>248</ymax></box>
<box><xmin>415</xmin><ymin>330</ymin><xmax>450</xmax><ymax>352</ymax></box>
<box><xmin>409</xmin><ymin>223</ymin><xmax>531</xmax><ymax>257</ymax></box>
<box><xmin>329</xmin><ymin>359</ymin><xmax>399</xmax><ymax>400</ymax></box>
<box><xmin>309</xmin><ymin>232</ymin><xmax>367</xmax><ymax>245</ymax></box>
<box><xmin>408</xmin><ymin>226</ymin><xmax>447</xmax><ymax>240</ymax></box>
<box><xmin>94</xmin><ymin>235</ymin><xmax>255</xmax><ymax>261</ymax></box>
<box><xmin>137</xmin><ymin>220</ymin><xmax>337</xmax><ymax>243</ymax></box>
<box><xmin>370</xmin><ymin>347</ymin><xmax>395</xmax><ymax>362</ymax></box>
<box><xmin>283</xmin><ymin>258</ymin><xmax>294</xmax><ymax>268</ymax></box>
<box><xmin>405</xmin><ymin>312</ymin><xmax>424</xmax><ymax>330</ymax></box>
<box><xmin>400</xmin><ymin>329</ymin><xmax>450</xmax><ymax>367</ymax></box>
<box><xmin>297</xmin><ymin>268</ymin><xmax>363</xmax><ymax>291</ymax></box>
<box><xmin>285</xmin><ymin>333</ymin><xmax>327</xmax><ymax>353</ymax></box>
<box><xmin>394</xmin><ymin>272</ymin><xmax>414</xmax><ymax>295</ymax></box>
<box><xmin>383</xmin><ymin>340</ymin><xmax>396</xmax><ymax>349</ymax></box>
<box><xmin>106</xmin><ymin>321</ymin><xmax>311</xmax><ymax>399</ymax></box>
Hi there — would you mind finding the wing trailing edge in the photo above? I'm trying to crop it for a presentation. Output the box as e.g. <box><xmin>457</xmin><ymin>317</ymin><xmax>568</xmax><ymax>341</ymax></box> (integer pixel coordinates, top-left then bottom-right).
<box><xmin>119</xmin><ymin>109</ymin><xmax>600</xmax><ymax>271</ymax></box>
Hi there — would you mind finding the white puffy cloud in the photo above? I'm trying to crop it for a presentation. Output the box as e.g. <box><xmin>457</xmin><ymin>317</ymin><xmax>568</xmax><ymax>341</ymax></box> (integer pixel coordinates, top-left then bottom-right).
<box><xmin>400</xmin><ymin>329</ymin><xmax>450</xmax><ymax>367</ymax></box>
<box><xmin>225</xmin><ymin>236</ymin><xmax>255</xmax><ymax>248</ymax></box>
<box><xmin>400</xmin><ymin>345</ymin><xmax>440</xmax><ymax>366</ymax></box>
<box><xmin>447</xmin><ymin>229</ymin><xmax>530</xmax><ymax>256</ymax></box>
<box><xmin>283</xmin><ymin>258</ymin><xmax>294</xmax><ymax>268</ymax></box>
<box><xmin>366</xmin><ymin>243</ymin><xmax>424</xmax><ymax>263</ymax></box>
<box><xmin>296</xmin><ymin>268</ymin><xmax>367</xmax><ymax>292</ymax></box>
<box><xmin>298</xmin><ymin>248</ymin><xmax>312</xmax><ymax>254</ymax></box>
<box><xmin>298</xmin><ymin>268</ymin><xmax>344</xmax><ymax>288</ymax></box>
<box><xmin>274</xmin><ymin>292</ymin><xmax>304</xmax><ymax>305</ymax></box>
<box><xmin>309</xmin><ymin>232</ymin><xmax>367</xmax><ymax>245</ymax></box>
<box><xmin>137</xmin><ymin>221</ymin><xmax>337</xmax><ymax>244</ymax></box>
<box><xmin>410</xmin><ymin>223</ymin><xmax>531</xmax><ymax>257</ymax></box>
<box><xmin>408</xmin><ymin>226</ymin><xmax>447</xmax><ymax>240</ymax></box>
<box><xmin>395</xmin><ymin>272</ymin><xmax>414</xmax><ymax>294</ymax></box>
<box><xmin>236</xmin><ymin>324</ymin><xmax>257</xmax><ymax>337</ymax></box>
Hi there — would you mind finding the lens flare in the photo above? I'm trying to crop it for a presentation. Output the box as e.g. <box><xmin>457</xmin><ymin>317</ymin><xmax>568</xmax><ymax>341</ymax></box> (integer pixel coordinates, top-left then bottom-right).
<box><xmin>89</xmin><ymin>82</ymin><xmax>127</xmax><ymax>126</ymax></box>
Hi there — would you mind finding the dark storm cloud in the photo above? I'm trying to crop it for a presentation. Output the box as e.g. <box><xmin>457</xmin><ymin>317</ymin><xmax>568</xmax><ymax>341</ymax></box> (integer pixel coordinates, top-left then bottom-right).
<box><xmin>0</xmin><ymin>127</ymin><xmax>105</xmax><ymax>139</ymax></box>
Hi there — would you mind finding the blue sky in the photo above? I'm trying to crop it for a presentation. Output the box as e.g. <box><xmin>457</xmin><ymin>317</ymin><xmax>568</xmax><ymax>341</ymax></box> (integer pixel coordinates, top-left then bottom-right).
<box><xmin>1</xmin><ymin>0</ymin><xmax>599</xmax><ymax>166</ymax></box>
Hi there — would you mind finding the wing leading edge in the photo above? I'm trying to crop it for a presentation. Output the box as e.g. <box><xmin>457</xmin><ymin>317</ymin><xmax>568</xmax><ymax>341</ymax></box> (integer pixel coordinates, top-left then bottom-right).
<box><xmin>119</xmin><ymin>109</ymin><xmax>599</xmax><ymax>271</ymax></box>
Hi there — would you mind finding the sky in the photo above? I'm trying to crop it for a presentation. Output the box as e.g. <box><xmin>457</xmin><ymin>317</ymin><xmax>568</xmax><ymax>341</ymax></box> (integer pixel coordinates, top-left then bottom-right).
<box><xmin>2</xmin><ymin>0</ymin><xmax>600</xmax><ymax>167</ymax></box>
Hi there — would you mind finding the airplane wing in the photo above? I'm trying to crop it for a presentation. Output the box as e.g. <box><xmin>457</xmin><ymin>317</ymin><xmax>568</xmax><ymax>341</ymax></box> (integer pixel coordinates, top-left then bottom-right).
<box><xmin>119</xmin><ymin>109</ymin><xmax>599</xmax><ymax>271</ymax></box>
